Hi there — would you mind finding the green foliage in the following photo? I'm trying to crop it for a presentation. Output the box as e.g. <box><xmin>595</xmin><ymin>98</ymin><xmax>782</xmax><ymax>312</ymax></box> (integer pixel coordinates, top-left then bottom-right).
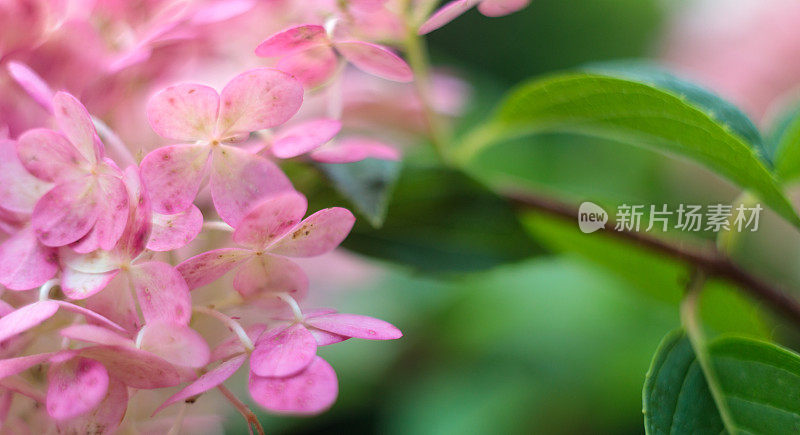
<box><xmin>456</xmin><ymin>73</ymin><xmax>800</xmax><ymax>228</ymax></box>
<box><xmin>769</xmin><ymin>100</ymin><xmax>800</xmax><ymax>182</ymax></box>
<box><xmin>317</xmin><ymin>159</ymin><xmax>402</xmax><ymax>228</ymax></box>
<box><xmin>644</xmin><ymin>331</ymin><xmax>800</xmax><ymax>435</ymax></box>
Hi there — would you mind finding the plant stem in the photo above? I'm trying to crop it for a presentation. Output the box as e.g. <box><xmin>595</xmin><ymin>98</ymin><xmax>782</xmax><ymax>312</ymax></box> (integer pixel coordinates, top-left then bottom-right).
<box><xmin>218</xmin><ymin>384</ymin><xmax>265</xmax><ymax>435</ymax></box>
<box><xmin>680</xmin><ymin>270</ymin><xmax>737</xmax><ymax>432</ymax></box>
<box><xmin>192</xmin><ymin>306</ymin><xmax>254</xmax><ymax>351</ymax></box>
<box><xmin>166</xmin><ymin>402</ymin><xmax>188</xmax><ymax>435</ymax></box>
<box><xmin>506</xmin><ymin>190</ymin><xmax>800</xmax><ymax>329</ymax></box>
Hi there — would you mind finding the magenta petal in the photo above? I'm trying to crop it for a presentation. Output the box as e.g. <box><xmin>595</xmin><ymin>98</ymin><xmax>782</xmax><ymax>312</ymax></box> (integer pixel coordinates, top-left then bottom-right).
<box><xmin>0</xmin><ymin>301</ymin><xmax>59</xmax><ymax>344</ymax></box>
<box><xmin>250</xmin><ymin>324</ymin><xmax>317</xmax><ymax>378</ymax></box>
<box><xmin>148</xmin><ymin>205</ymin><xmax>203</xmax><ymax>251</ymax></box>
<box><xmin>139</xmin><ymin>321</ymin><xmax>210</xmax><ymax>368</ymax></box>
<box><xmin>233</xmin><ymin>191</ymin><xmax>307</xmax><ymax>249</ymax></box>
<box><xmin>210</xmin><ymin>324</ymin><xmax>267</xmax><ymax>362</ymax></box>
<box><xmin>84</xmin><ymin>273</ymin><xmax>141</xmax><ymax>333</ymax></box>
<box><xmin>176</xmin><ymin>248</ymin><xmax>252</xmax><ymax>290</ymax></box>
<box><xmin>0</xmin><ymin>226</ymin><xmax>58</xmax><ymax>290</ymax></box>
<box><xmin>269</xmin><ymin>208</ymin><xmax>355</xmax><ymax>257</ymax></box>
<box><xmin>17</xmin><ymin>129</ymin><xmax>87</xmax><ymax>183</ymax></box>
<box><xmin>271</xmin><ymin>119</ymin><xmax>342</xmax><ymax>159</ymax></box>
<box><xmin>418</xmin><ymin>0</ymin><xmax>479</xmax><ymax>34</ymax></box>
<box><xmin>233</xmin><ymin>255</ymin><xmax>308</xmax><ymax>302</ymax></box>
<box><xmin>47</xmin><ymin>357</ymin><xmax>109</xmax><ymax>420</ymax></box>
<box><xmin>210</xmin><ymin>145</ymin><xmax>293</xmax><ymax>227</ymax></box>
<box><xmin>146</xmin><ymin>84</ymin><xmax>219</xmax><ymax>142</ymax></box>
<box><xmin>79</xmin><ymin>346</ymin><xmax>181</xmax><ymax>389</ymax></box>
<box><xmin>255</xmin><ymin>25</ymin><xmax>329</xmax><ymax>57</ymax></box>
<box><xmin>335</xmin><ymin>41</ymin><xmax>413</xmax><ymax>82</ymax></box>
<box><xmin>249</xmin><ymin>356</ymin><xmax>338</xmax><ymax>415</ymax></box>
<box><xmin>310</xmin><ymin>137</ymin><xmax>401</xmax><ymax>164</ymax></box>
<box><xmin>83</xmin><ymin>174</ymin><xmax>130</xmax><ymax>252</ymax></box>
<box><xmin>276</xmin><ymin>46</ymin><xmax>339</xmax><ymax>88</ymax></box>
<box><xmin>56</xmin><ymin>376</ymin><xmax>127</xmax><ymax>434</ymax></box>
<box><xmin>61</xmin><ymin>267</ymin><xmax>119</xmax><ymax>300</ymax></box>
<box><xmin>53</xmin><ymin>92</ymin><xmax>102</xmax><ymax>164</ymax></box>
<box><xmin>6</xmin><ymin>61</ymin><xmax>54</xmax><ymax>113</ymax></box>
<box><xmin>216</xmin><ymin>68</ymin><xmax>304</xmax><ymax>137</ymax></box>
<box><xmin>0</xmin><ymin>139</ymin><xmax>52</xmax><ymax>213</ymax></box>
<box><xmin>0</xmin><ymin>353</ymin><xmax>53</xmax><ymax>379</ymax></box>
<box><xmin>306</xmin><ymin>314</ymin><xmax>402</xmax><ymax>340</ymax></box>
<box><xmin>32</xmin><ymin>177</ymin><xmax>99</xmax><ymax>247</ymax></box>
<box><xmin>129</xmin><ymin>261</ymin><xmax>191</xmax><ymax>325</ymax></box>
<box><xmin>116</xmin><ymin>166</ymin><xmax>151</xmax><ymax>257</ymax></box>
<box><xmin>477</xmin><ymin>0</ymin><xmax>530</xmax><ymax>17</ymax></box>
<box><xmin>59</xmin><ymin>325</ymin><xmax>133</xmax><ymax>348</ymax></box>
<box><xmin>140</xmin><ymin>143</ymin><xmax>211</xmax><ymax>214</ymax></box>
<box><xmin>153</xmin><ymin>354</ymin><xmax>246</xmax><ymax>415</ymax></box>
<box><xmin>309</xmin><ymin>329</ymin><xmax>349</xmax><ymax>346</ymax></box>
<box><xmin>61</xmin><ymin>248</ymin><xmax>120</xmax><ymax>274</ymax></box>
<box><xmin>55</xmin><ymin>301</ymin><xmax>128</xmax><ymax>334</ymax></box>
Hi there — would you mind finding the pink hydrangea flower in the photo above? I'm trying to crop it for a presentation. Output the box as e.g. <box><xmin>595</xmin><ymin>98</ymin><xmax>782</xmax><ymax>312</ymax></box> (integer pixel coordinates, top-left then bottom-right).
<box><xmin>419</xmin><ymin>0</ymin><xmax>532</xmax><ymax>34</ymax></box>
<box><xmin>140</xmin><ymin>68</ymin><xmax>302</xmax><ymax>226</ymax></box>
<box><xmin>16</xmin><ymin>92</ymin><xmax>130</xmax><ymax>251</ymax></box>
<box><xmin>177</xmin><ymin>191</ymin><xmax>355</xmax><ymax>302</ymax></box>
<box><xmin>255</xmin><ymin>24</ymin><xmax>414</xmax><ymax>87</ymax></box>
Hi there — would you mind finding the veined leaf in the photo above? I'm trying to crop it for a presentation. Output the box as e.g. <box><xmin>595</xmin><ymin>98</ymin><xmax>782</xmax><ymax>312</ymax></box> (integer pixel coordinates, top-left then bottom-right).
<box><xmin>644</xmin><ymin>331</ymin><xmax>800</xmax><ymax>435</ymax></box>
<box><xmin>317</xmin><ymin>159</ymin><xmax>402</xmax><ymax>228</ymax></box>
<box><xmin>457</xmin><ymin>73</ymin><xmax>800</xmax><ymax>228</ymax></box>
<box><xmin>768</xmin><ymin>99</ymin><xmax>800</xmax><ymax>182</ymax></box>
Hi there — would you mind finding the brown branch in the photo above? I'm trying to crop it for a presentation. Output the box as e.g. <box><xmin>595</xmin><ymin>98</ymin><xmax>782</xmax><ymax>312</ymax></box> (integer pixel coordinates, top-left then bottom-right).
<box><xmin>218</xmin><ymin>384</ymin><xmax>265</xmax><ymax>435</ymax></box>
<box><xmin>506</xmin><ymin>191</ymin><xmax>800</xmax><ymax>329</ymax></box>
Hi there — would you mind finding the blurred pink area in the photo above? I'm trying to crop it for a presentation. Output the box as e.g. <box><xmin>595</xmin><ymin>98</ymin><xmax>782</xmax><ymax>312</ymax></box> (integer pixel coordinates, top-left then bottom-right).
<box><xmin>662</xmin><ymin>0</ymin><xmax>800</xmax><ymax>122</ymax></box>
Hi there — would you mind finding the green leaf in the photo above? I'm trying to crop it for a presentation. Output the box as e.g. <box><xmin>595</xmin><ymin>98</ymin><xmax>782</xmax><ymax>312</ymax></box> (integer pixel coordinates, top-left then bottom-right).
<box><xmin>317</xmin><ymin>159</ymin><xmax>402</xmax><ymax>228</ymax></box>
<box><xmin>457</xmin><ymin>73</ymin><xmax>800</xmax><ymax>228</ymax></box>
<box><xmin>768</xmin><ymin>99</ymin><xmax>800</xmax><ymax>182</ymax></box>
<box><xmin>342</xmin><ymin>166</ymin><xmax>542</xmax><ymax>273</ymax></box>
<box><xmin>644</xmin><ymin>331</ymin><xmax>800</xmax><ymax>435</ymax></box>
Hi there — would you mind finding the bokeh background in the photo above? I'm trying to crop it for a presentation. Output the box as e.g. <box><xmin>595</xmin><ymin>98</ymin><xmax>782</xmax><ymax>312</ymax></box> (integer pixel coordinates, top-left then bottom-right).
<box><xmin>220</xmin><ymin>0</ymin><xmax>800</xmax><ymax>433</ymax></box>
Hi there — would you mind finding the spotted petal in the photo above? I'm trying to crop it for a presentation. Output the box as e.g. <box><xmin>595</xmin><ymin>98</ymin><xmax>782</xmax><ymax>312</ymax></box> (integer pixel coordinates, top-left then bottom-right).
<box><xmin>0</xmin><ymin>139</ymin><xmax>52</xmax><ymax>213</ymax></box>
<box><xmin>269</xmin><ymin>208</ymin><xmax>355</xmax><ymax>257</ymax></box>
<box><xmin>310</xmin><ymin>137</ymin><xmax>401</xmax><ymax>163</ymax></box>
<box><xmin>79</xmin><ymin>346</ymin><xmax>182</xmax><ymax>389</ymax></box>
<box><xmin>61</xmin><ymin>267</ymin><xmax>119</xmax><ymax>300</ymax></box>
<box><xmin>0</xmin><ymin>301</ymin><xmax>59</xmax><ymax>344</ymax></box>
<box><xmin>0</xmin><ymin>226</ymin><xmax>58</xmax><ymax>291</ymax></box>
<box><xmin>85</xmin><ymin>273</ymin><xmax>140</xmax><ymax>332</ymax></box>
<box><xmin>153</xmin><ymin>354</ymin><xmax>246</xmax><ymax>415</ymax></box>
<box><xmin>306</xmin><ymin>313</ymin><xmax>402</xmax><ymax>340</ymax></box>
<box><xmin>140</xmin><ymin>143</ymin><xmax>211</xmax><ymax>214</ymax></box>
<box><xmin>271</xmin><ymin>119</ymin><xmax>341</xmax><ymax>159</ymax></box>
<box><xmin>146</xmin><ymin>84</ymin><xmax>219</xmax><ymax>142</ymax></box>
<box><xmin>335</xmin><ymin>41</ymin><xmax>413</xmax><ymax>82</ymax></box>
<box><xmin>47</xmin><ymin>357</ymin><xmax>109</xmax><ymax>420</ymax></box>
<box><xmin>233</xmin><ymin>191</ymin><xmax>307</xmax><ymax>249</ymax></box>
<box><xmin>255</xmin><ymin>25</ymin><xmax>329</xmax><ymax>57</ymax></box>
<box><xmin>250</xmin><ymin>324</ymin><xmax>317</xmax><ymax>378</ymax></box>
<box><xmin>248</xmin><ymin>356</ymin><xmax>338</xmax><ymax>415</ymax></box>
<box><xmin>276</xmin><ymin>45</ymin><xmax>338</xmax><ymax>88</ymax></box>
<box><xmin>176</xmin><ymin>248</ymin><xmax>252</xmax><ymax>290</ymax></box>
<box><xmin>129</xmin><ymin>261</ymin><xmax>191</xmax><ymax>325</ymax></box>
<box><xmin>53</xmin><ymin>92</ymin><xmax>102</xmax><ymax>164</ymax></box>
<box><xmin>139</xmin><ymin>322</ymin><xmax>210</xmax><ymax>368</ymax></box>
<box><xmin>32</xmin><ymin>176</ymin><xmax>99</xmax><ymax>247</ymax></box>
<box><xmin>148</xmin><ymin>206</ymin><xmax>203</xmax><ymax>251</ymax></box>
<box><xmin>56</xmin><ymin>376</ymin><xmax>127</xmax><ymax>434</ymax></box>
<box><xmin>17</xmin><ymin>129</ymin><xmax>87</xmax><ymax>183</ymax></box>
<box><xmin>233</xmin><ymin>255</ymin><xmax>308</xmax><ymax>302</ymax></box>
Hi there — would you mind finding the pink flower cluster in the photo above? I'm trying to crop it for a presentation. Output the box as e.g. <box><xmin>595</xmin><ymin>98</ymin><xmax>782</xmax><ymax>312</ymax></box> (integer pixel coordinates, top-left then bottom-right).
<box><xmin>0</xmin><ymin>0</ymin><xmax>529</xmax><ymax>431</ymax></box>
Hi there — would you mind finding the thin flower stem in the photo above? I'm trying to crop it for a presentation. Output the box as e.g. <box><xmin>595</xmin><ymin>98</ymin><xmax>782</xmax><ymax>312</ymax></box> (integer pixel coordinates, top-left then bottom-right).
<box><xmin>277</xmin><ymin>293</ymin><xmax>303</xmax><ymax>321</ymax></box>
<box><xmin>38</xmin><ymin>279</ymin><xmax>59</xmax><ymax>301</ymax></box>
<box><xmin>202</xmin><ymin>221</ymin><xmax>234</xmax><ymax>233</ymax></box>
<box><xmin>192</xmin><ymin>306</ymin><xmax>254</xmax><ymax>351</ymax></box>
<box><xmin>218</xmin><ymin>384</ymin><xmax>265</xmax><ymax>435</ymax></box>
<box><xmin>92</xmin><ymin>116</ymin><xmax>137</xmax><ymax>167</ymax></box>
<box><xmin>680</xmin><ymin>270</ymin><xmax>737</xmax><ymax>433</ymax></box>
<box><xmin>403</xmin><ymin>7</ymin><xmax>452</xmax><ymax>164</ymax></box>
<box><xmin>166</xmin><ymin>402</ymin><xmax>189</xmax><ymax>435</ymax></box>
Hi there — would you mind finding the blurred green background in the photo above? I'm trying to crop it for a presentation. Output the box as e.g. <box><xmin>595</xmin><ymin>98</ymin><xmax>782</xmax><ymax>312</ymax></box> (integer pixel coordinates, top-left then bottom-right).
<box><xmin>225</xmin><ymin>0</ymin><xmax>800</xmax><ymax>433</ymax></box>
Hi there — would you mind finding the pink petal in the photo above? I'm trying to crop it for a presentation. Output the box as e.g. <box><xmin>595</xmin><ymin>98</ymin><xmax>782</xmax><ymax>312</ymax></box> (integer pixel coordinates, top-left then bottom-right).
<box><xmin>310</xmin><ymin>137</ymin><xmax>401</xmax><ymax>163</ymax></box>
<box><xmin>55</xmin><ymin>301</ymin><xmax>128</xmax><ymax>334</ymax></box>
<box><xmin>210</xmin><ymin>324</ymin><xmax>267</xmax><ymax>362</ymax></box>
<box><xmin>140</xmin><ymin>143</ymin><xmax>212</xmax><ymax>214</ymax></box>
<box><xmin>147</xmin><ymin>206</ymin><xmax>203</xmax><ymax>251</ymax></box>
<box><xmin>271</xmin><ymin>119</ymin><xmax>342</xmax><ymax>159</ymax></box>
<box><xmin>0</xmin><ymin>353</ymin><xmax>54</xmax><ymax>379</ymax></box>
<box><xmin>60</xmin><ymin>248</ymin><xmax>120</xmax><ymax>274</ymax></box>
<box><xmin>6</xmin><ymin>61</ymin><xmax>54</xmax><ymax>113</ymax></box>
<box><xmin>153</xmin><ymin>354</ymin><xmax>246</xmax><ymax>415</ymax></box>
<box><xmin>233</xmin><ymin>255</ymin><xmax>308</xmax><ymax>303</ymax></box>
<box><xmin>138</xmin><ymin>322</ymin><xmax>210</xmax><ymax>368</ymax></box>
<box><xmin>0</xmin><ymin>226</ymin><xmax>58</xmax><ymax>291</ymax></box>
<box><xmin>250</xmin><ymin>324</ymin><xmax>317</xmax><ymax>378</ymax></box>
<box><xmin>269</xmin><ymin>208</ymin><xmax>355</xmax><ymax>257</ymax></box>
<box><xmin>129</xmin><ymin>261</ymin><xmax>191</xmax><ymax>325</ymax></box>
<box><xmin>84</xmin><ymin>274</ymin><xmax>141</xmax><ymax>332</ymax></box>
<box><xmin>146</xmin><ymin>84</ymin><xmax>219</xmax><ymax>142</ymax></box>
<box><xmin>209</xmin><ymin>145</ymin><xmax>293</xmax><ymax>227</ymax></box>
<box><xmin>309</xmin><ymin>329</ymin><xmax>349</xmax><ymax>346</ymax></box>
<box><xmin>80</xmin><ymin>174</ymin><xmax>130</xmax><ymax>252</ymax></box>
<box><xmin>59</xmin><ymin>325</ymin><xmax>133</xmax><ymax>348</ymax></box>
<box><xmin>47</xmin><ymin>357</ymin><xmax>109</xmax><ymax>420</ymax></box>
<box><xmin>418</xmin><ymin>0</ymin><xmax>479</xmax><ymax>34</ymax></box>
<box><xmin>61</xmin><ymin>267</ymin><xmax>119</xmax><ymax>300</ymax></box>
<box><xmin>248</xmin><ymin>356</ymin><xmax>338</xmax><ymax>415</ymax></box>
<box><xmin>53</xmin><ymin>92</ymin><xmax>102</xmax><ymax>164</ymax></box>
<box><xmin>176</xmin><ymin>248</ymin><xmax>252</xmax><ymax>290</ymax></box>
<box><xmin>306</xmin><ymin>314</ymin><xmax>402</xmax><ymax>340</ymax></box>
<box><xmin>233</xmin><ymin>191</ymin><xmax>307</xmax><ymax>249</ymax></box>
<box><xmin>255</xmin><ymin>25</ymin><xmax>329</xmax><ymax>57</ymax></box>
<box><xmin>477</xmin><ymin>0</ymin><xmax>530</xmax><ymax>17</ymax></box>
<box><xmin>190</xmin><ymin>0</ymin><xmax>254</xmax><ymax>24</ymax></box>
<box><xmin>335</xmin><ymin>41</ymin><xmax>413</xmax><ymax>82</ymax></box>
<box><xmin>0</xmin><ymin>301</ymin><xmax>59</xmax><ymax>344</ymax></box>
<box><xmin>116</xmin><ymin>166</ymin><xmax>151</xmax><ymax>258</ymax></box>
<box><xmin>57</xmin><ymin>376</ymin><xmax>127</xmax><ymax>434</ymax></box>
<box><xmin>32</xmin><ymin>177</ymin><xmax>100</xmax><ymax>247</ymax></box>
<box><xmin>216</xmin><ymin>68</ymin><xmax>304</xmax><ymax>137</ymax></box>
<box><xmin>17</xmin><ymin>129</ymin><xmax>87</xmax><ymax>183</ymax></box>
<box><xmin>277</xmin><ymin>45</ymin><xmax>339</xmax><ymax>87</ymax></box>
<box><xmin>0</xmin><ymin>140</ymin><xmax>52</xmax><ymax>214</ymax></box>
<box><xmin>79</xmin><ymin>346</ymin><xmax>182</xmax><ymax>389</ymax></box>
